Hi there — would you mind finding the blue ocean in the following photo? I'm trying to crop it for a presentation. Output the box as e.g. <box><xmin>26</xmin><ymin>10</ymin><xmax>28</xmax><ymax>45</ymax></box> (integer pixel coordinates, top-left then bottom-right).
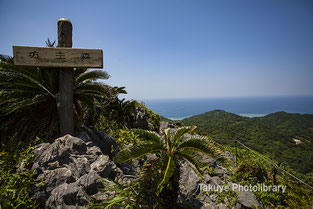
<box><xmin>143</xmin><ymin>95</ymin><xmax>313</xmax><ymax>120</ymax></box>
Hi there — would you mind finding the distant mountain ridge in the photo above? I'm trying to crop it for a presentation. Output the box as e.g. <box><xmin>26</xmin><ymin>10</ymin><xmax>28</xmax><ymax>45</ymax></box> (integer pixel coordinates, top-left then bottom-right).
<box><xmin>179</xmin><ymin>110</ymin><xmax>313</xmax><ymax>174</ymax></box>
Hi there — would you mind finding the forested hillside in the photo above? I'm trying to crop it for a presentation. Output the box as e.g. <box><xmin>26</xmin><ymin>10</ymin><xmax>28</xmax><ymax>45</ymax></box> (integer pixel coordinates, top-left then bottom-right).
<box><xmin>181</xmin><ymin>110</ymin><xmax>313</xmax><ymax>174</ymax></box>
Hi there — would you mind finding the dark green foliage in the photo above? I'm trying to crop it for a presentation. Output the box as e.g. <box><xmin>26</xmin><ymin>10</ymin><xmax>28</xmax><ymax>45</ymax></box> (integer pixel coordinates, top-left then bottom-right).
<box><xmin>0</xmin><ymin>137</ymin><xmax>41</xmax><ymax>208</ymax></box>
<box><xmin>88</xmin><ymin>177</ymin><xmax>142</xmax><ymax>209</ymax></box>
<box><xmin>107</xmin><ymin>128</ymin><xmax>144</xmax><ymax>150</ymax></box>
<box><xmin>260</xmin><ymin>111</ymin><xmax>313</xmax><ymax>134</ymax></box>
<box><xmin>0</xmin><ymin>53</ymin><xmax>121</xmax><ymax>141</ymax></box>
<box><xmin>95</xmin><ymin>98</ymin><xmax>136</xmax><ymax>130</ymax></box>
<box><xmin>113</xmin><ymin>127</ymin><xmax>223</xmax><ymax>208</ymax></box>
<box><xmin>160</xmin><ymin>115</ymin><xmax>172</xmax><ymax>122</ymax></box>
<box><xmin>181</xmin><ymin>110</ymin><xmax>313</xmax><ymax>174</ymax></box>
<box><xmin>96</xmin><ymin>100</ymin><xmax>161</xmax><ymax>132</ymax></box>
<box><xmin>225</xmin><ymin>145</ymin><xmax>313</xmax><ymax>208</ymax></box>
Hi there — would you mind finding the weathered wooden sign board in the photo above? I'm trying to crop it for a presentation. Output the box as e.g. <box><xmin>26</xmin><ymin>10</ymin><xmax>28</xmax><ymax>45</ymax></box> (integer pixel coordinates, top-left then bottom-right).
<box><xmin>12</xmin><ymin>18</ymin><xmax>103</xmax><ymax>135</ymax></box>
<box><xmin>13</xmin><ymin>46</ymin><xmax>103</xmax><ymax>68</ymax></box>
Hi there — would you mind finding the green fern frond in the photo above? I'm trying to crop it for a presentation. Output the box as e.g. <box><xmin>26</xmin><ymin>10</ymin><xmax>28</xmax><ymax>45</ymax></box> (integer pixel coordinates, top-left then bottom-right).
<box><xmin>75</xmin><ymin>70</ymin><xmax>110</xmax><ymax>84</ymax></box>
<box><xmin>176</xmin><ymin>149</ymin><xmax>206</xmax><ymax>174</ymax></box>
<box><xmin>113</xmin><ymin>141</ymin><xmax>165</xmax><ymax>164</ymax></box>
<box><xmin>132</xmin><ymin>129</ymin><xmax>163</xmax><ymax>144</ymax></box>
<box><xmin>176</xmin><ymin>137</ymin><xmax>223</xmax><ymax>159</ymax></box>
<box><xmin>157</xmin><ymin>155</ymin><xmax>176</xmax><ymax>195</ymax></box>
<box><xmin>172</xmin><ymin>126</ymin><xmax>196</xmax><ymax>151</ymax></box>
<box><xmin>5</xmin><ymin>95</ymin><xmax>50</xmax><ymax>115</ymax></box>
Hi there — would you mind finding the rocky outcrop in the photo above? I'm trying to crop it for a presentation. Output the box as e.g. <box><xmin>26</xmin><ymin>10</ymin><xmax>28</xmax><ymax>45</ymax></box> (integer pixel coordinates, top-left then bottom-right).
<box><xmin>179</xmin><ymin>157</ymin><xmax>260</xmax><ymax>209</ymax></box>
<box><xmin>31</xmin><ymin>134</ymin><xmax>123</xmax><ymax>208</ymax></box>
<box><xmin>229</xmin><ymin>183</ymin><xmax>261</xmax><ymax>209</ymax></box>
<box><xmin>132</xmin><ymin>106</ymin><xmax>149</xmax><ymax>129</ymax></box>
<box><xmin>30</xmin><ymin>131</ymin><xmax>260</xmax><ymax>208</ymax></box>
<box><xmin>79</xmin><ymin>127</ymin><xmax>118</xmax><ymax>158</ymax></box>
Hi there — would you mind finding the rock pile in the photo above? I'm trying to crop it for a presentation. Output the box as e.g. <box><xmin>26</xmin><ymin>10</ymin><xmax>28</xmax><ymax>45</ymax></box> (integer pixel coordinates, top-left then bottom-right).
<box><xmin>31</xmin><ymin>133</ymin><xmax>122</xmax><ymax>208</ymax></box>
<box><xmin>30</xmin><ymin>131</ymin><xmax>260</xmax><ymax>208</ymax></box>
<box><xmin>179</xmin><ymin>156</ymin><xmax>260</xmax><ymax>209</ymax></box>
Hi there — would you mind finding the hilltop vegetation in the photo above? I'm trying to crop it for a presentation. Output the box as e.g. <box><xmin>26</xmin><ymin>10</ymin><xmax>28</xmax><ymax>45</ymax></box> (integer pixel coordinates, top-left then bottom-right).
<box><xmin>1</xmin><ymin>51</ymin><xmax>313</xmax><ymax>207</ymax></box>
<box><xmin>181</xmin><ymin>110</ymin><xmax>313</xmax><ymax>174</ymax></box>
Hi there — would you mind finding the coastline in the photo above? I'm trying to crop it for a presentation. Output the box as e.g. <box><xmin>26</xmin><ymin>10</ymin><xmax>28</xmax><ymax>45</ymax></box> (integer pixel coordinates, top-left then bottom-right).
<box><xmin>167</xmin><ymin>113</ymin><xmax>268</xmax><ymax>121</ymax></box>
<box><xmin>144</xmin><ymin>95</ymin><xmax>313</xmax><ymax>120</ymax></box>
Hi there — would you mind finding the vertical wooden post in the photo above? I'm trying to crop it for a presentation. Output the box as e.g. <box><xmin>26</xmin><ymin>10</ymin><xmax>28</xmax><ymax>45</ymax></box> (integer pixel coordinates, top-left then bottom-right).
<box><xmin>57</xmin><ymin>18</ymin><xmax>74</xmax><ymax>135</ymax></box>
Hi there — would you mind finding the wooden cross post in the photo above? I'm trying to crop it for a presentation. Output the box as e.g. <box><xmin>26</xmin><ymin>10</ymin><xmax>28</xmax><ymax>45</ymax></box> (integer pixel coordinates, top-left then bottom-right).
<box><xmin>57</xmin><ymin>18</ymin><xmax>74</xmax><ymax>135</ymax></box>
<box><xmin>13</xmin><ymin>18</ymin><xmax>103</xmax><ymax>136</ymax></box>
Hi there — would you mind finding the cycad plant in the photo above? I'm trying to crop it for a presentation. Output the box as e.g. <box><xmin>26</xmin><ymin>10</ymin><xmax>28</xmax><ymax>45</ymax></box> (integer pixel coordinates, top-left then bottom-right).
<box><xmin>84</xmin><ymin>87</ymin><xmax>129</xmax><ymax>128</ymax></box>
<box><xmin>0</xmin><ymin>53</ymin><xmax>122</xmax><ymax>141</ymax></box>
<box><xmin>114</xmin><ymin>126</ymin><xmax>224</xmax><ymax>208</ymax></box>
<box><xmin>98</xmin><ymin>98</ymin><xmax>137</xmax><ymax>130</ymax></box>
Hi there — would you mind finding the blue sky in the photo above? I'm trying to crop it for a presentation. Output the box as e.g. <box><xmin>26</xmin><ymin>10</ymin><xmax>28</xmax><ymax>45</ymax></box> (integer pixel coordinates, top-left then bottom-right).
<box><xmin>1</xmin><ymin>0</ymin><xmax>313</xmax><ymax>99</ymax></box>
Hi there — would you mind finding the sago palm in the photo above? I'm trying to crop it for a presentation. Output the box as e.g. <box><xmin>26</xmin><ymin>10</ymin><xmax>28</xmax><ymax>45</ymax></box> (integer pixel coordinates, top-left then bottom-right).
<box><xmin>99</xmin><ymin>98</ymin><xmax>137</xmax><ymax>129</ymax></box>
<box><xmin>0</xmin><ymin>54</ymin><xmax>121</xmax><ymax>141</ymax></box>
<box><xmin>114</xmin><ymin>126</ymin><xmax>224</xmax><ymax>208</ymax></box>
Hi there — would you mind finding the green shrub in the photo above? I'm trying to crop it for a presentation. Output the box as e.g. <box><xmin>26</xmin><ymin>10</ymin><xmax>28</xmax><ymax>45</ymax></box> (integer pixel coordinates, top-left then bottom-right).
<box><xmin>96</xmin><ymin>100</ymin><xmax>160</xmax><ymax>132</ymax></box>
<box><xmin>108</xmin><ymin>128</ymin><xmax>144</xmax><ymax>149</ymax></box>
<box><xmin>225</xmin><ymin>145</ymin><xmax>313</xmax><ymax>208</ymax></box>
<box><xmin>0</xmin><ymin>138</ymin><xmax>40</xmax><ymax>208</ymax></box>
<box><xmin>88</xmin><ymin>177</ymin><xmax>141</xmax><ymax>209</ymax></box>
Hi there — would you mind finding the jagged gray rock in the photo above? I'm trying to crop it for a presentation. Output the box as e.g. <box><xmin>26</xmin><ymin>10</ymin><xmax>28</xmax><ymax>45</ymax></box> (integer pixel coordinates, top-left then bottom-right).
<box><xmin>159</xmin><ymin>121</ymin><xmax>169</xmax><ymax>132</ymax></box>
<box><xmin>45</xmin><ymin>182</ymin><xmax>88</xmax><ymax>209</ymax></box>
<box><xmin>229</xmin><ymin>183</ymin><xmax>260</xmax><ymax>208</ymax></box>
<box><xmin>178</xmin><ymin>159</ymin><xmax>261</xmax><ymax>209</ymax></box>
<box><xmin>30</xmin><ymin>132</ymin><xmax>261</xmax><ymax>209</ymax></box>
<box><xmin>78</xmin><ymin>172</ymin><xmax>103</xmax><ymax>195</ymax></box>
<box><xmin>179</xmin><ymin>160</ymin><xmax>200</xmax><ymax>196</ymax></box>
<box><xmin>133</xmin><ymin>106</ymin><xmax>149</xmax><ymax>129</ymax></box>
<box><xmin>78</xmin><ymin>126</ymin><xmax>118</xmax><ymax>158</ymax></box>
<box><xmin>31</xmin><ymin>134</ymin><xmax>123</xmax><ymax>208</ymax></box>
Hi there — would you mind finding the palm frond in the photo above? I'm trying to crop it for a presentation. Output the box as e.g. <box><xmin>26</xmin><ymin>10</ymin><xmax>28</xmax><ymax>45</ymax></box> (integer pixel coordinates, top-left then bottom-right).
<box><xmin>38</xmin><ymin>69</ymin><xmax>58</xmax><ymax>94</ymax></box>
<box><xmin>74</xmin><ymin>68</ymin><xmax>88</xmax><ymax>78</ymax></box>
<box><xmin>4</xmin><ymin>95</ymin><xmax>50</xmax><ymax>115</ymax></box>
<box><xmin>113</xmin><ymin>141</ymin><xmax>165</xmax><ymax>164</ymax></box>
<box><xmin>176</xmin><ymin>137</ymin><xmax>223</xmax><ymax>159</ymax></box>
<box><xmin>133</xmin><ymin>129</ymin><xmax>163</xmax><ymax>144</ymax></box>
<box><xmin>74</xmin><ymin>93</ymin><xmax>98</xmax><ymax>110</ymax></box>
<box><xmin>176</xmin><ymin>149</ymin><xmax>206</xmax><ymax>174</ymax></box>
<box><xmin>75</xmin><ymin>70</ymin><xmax>110</xmax><ymax>85</ymax></box>
<box><xmin>0</xmin><ymin>65</ymin><xmax>55</xmax><ymax>97</ymax></box>
<box><xmin>112</xmin><ymin>86</ymin><xmax>127</xmax><ymax>95</ymax></box>
<box><xmin>172</xmin><ymin>126</ymin><xmax>196</xmax><ymax>151</ymax></box>
<box><xmin>45</xmin><ymin>38</ymin><xmax>56</xmax><ymax>47</ymax></box>
<box><xmin>0</xmin><ymin>54</ymin><xmax>13</xmax><ymax>63</ymax></box>
<box><xmin>0</xmin><ymin>91</ymin><xmax>38</xmax><ymax>106</ymax></box>
<box><xmin>0</xmin><ymin>51</ymin><xmax>124</xmax><ymax>141</ymax></box>
<box><xmin>0</xmin><ymin>71</ymin><xmax>44</xmax><ymax>91</ymax></box>
<box><xmin>0</xmin><ymin>60</ymin><xmax>43</xmax><ymax>86</ymax></box>
<box><xmin>163</xmin><ymin>128</ymin><xmax>172</xmax><ymax>153</ymax></box>
<box><xmin>75</xmin><ymin>82</ymin><xmax>112</xmax><ymax>97</ymax></box>
<box><xmin>157</xmin><ymin>155</ymin><xmax>176</xmax><ymax>195</ymax></box>
<box><xmin>0</xmin><ymin>84</ymin><xmax>43</xmax><ymax>94</ymax></box>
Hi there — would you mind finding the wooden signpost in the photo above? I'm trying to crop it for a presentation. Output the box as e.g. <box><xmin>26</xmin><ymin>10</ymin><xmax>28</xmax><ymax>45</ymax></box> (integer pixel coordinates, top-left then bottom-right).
<box><xmin>13</xmin><ymin>46</ymin><xmax>103</xmax><ymax>68</ymax></box>
<box><xmin>13</xmin><ymin>18</ymin><xmax>103</xmax><ymax>135</ymax></box>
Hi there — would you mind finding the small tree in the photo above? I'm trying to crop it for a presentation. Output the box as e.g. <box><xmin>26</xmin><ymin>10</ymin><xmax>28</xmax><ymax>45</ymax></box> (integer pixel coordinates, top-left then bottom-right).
<box><xmin>114</xmin><ymin>126</ymin><xmax>224</xmax><ymax>208</ymax></box>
